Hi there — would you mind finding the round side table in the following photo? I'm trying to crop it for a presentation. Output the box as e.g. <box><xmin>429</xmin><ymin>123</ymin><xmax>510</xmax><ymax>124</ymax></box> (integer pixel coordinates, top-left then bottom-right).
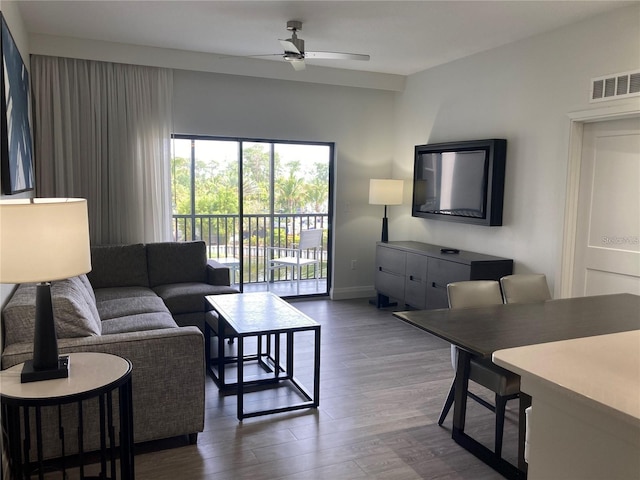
<box><xmin>0</xmin><ymin>352</ymin><xmax>134</xmax><ymax>480</ymax></box>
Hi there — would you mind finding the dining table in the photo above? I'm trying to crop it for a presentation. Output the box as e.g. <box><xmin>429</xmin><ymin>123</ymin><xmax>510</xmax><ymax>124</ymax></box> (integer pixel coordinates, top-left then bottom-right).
<box><xmin>393</xmin><ymin>293</ymin><xmax>640</xmax><ymax>480</ymax></box>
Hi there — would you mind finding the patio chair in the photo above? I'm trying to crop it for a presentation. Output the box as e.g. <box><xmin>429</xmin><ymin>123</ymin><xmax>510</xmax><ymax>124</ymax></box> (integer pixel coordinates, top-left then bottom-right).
<box><xmin>267</xmin><ymin>229</ymin><xmax>323</xmax><ymax>295</ymax></box>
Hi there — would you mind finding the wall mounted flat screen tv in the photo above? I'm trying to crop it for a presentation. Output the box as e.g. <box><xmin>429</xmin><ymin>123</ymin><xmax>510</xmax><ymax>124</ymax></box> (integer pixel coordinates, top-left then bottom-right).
<box><xmin>412</xmin><ymin>139</ymin><xmax>507</xmax><ymax>226</ymax></box>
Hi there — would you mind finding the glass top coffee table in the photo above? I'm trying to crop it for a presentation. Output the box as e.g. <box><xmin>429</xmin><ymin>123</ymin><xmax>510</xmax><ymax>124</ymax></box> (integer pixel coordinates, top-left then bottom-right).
<box><xmin>205</xmin><ymin>292</ymin><xmax>321</xmax><ymax>420</ymax></box>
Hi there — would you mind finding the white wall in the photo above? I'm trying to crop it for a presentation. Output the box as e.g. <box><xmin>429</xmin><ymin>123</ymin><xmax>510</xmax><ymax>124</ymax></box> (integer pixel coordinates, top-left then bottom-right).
<box><xmin>173</xmin><ymin>70</ymin><xmax>395</xmax><ymax>298</ymax></box>
<box><xmin>393</xmin><ymin>4</ymin><xmax>640</xmax><ymax>295</ymax></box>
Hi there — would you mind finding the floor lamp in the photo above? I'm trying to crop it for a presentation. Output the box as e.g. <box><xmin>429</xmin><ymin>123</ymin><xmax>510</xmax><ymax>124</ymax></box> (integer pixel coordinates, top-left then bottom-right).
<box><xmin>0</xmin><ymin>198</ymin><xmax>91</xmax><ymax>383</ymax></box>
<box><xmin>369</xmin><ymin>179</ymin><xmax>404</xmax><ymax>242</ymax></box>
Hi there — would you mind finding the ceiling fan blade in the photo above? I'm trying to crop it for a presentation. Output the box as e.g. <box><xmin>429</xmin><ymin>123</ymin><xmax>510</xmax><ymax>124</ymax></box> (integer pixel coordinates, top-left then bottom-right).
<box><xmin>305</xmin><ymin>51</ymin><xmax>370</xmax><ymax>61</ymax></box>
<box><xmin>279</xmin><ymin>39</ymin><xmax>300</xmax><ymax>55</ymax></box>
<box><xmin>290</xmin><ymin>59</ymin><xmax>306</xmax><ymax>71</ymax></box>
<box><xmin>248</xmin><ymin>54</ymin><xmax>288</xmax><ymax>59</ymax></box>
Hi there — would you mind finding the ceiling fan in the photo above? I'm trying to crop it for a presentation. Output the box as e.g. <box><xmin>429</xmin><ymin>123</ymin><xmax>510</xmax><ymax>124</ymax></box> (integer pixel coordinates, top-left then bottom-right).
<box><xmin>276</xmin><ymin>20</ymin><xmax>370</xmax><ymax>71</ymax></box>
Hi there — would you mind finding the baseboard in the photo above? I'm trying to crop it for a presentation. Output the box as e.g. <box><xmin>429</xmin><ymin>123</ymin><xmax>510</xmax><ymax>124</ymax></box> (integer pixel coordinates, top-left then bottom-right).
<box><xmin>330</xmin><ymin>285</ymin><xmax>376</xmax><ymax>300</ymax></box>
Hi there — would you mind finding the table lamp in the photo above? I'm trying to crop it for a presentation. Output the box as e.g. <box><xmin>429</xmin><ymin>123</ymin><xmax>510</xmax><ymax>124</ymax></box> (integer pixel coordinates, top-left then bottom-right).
<box><xmin>369</xmin><ymin>179</ymin><xmax>404</xmax><ymax>242</ymax></box>
<box><xmin>0</xmin><ymin>198</ymin><xmax>91</xmax><ymax>383</ymax></box>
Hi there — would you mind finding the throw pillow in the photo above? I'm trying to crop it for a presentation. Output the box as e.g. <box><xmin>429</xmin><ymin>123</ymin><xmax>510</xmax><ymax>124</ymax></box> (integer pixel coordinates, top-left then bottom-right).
<box><xmin>77</xmin><ymin>273</ymin><xmax>97</xmax><ymax>304</ymax></box>
<box><xmin>2</xmin><ymin>278</ymin><xmax>101</xmax><ymax>347</ymax></box>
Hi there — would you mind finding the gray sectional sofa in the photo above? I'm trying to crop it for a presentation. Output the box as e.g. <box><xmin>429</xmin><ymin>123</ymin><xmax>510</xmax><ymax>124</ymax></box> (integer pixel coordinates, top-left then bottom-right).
<box><xmin>87</xmin><ymin>241</ymin><xmax>238</xmax><ymax>331</ymax></box>
<box><xmin>1</xmin><ymin>241</ymin><xmax>238</xmax><ymax>459</ymax></box>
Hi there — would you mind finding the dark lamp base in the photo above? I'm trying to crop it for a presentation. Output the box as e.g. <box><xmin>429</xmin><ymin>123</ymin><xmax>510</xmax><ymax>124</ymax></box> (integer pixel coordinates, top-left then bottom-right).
<box><xmin>381</xmin><ymin>216</ymin><xmax>389</xmax><ymax>242</ymax></box>
<box><xmin>21</xmin><ymin>355</ymin><xmax>70</xmax><ymax>383</ymax></box>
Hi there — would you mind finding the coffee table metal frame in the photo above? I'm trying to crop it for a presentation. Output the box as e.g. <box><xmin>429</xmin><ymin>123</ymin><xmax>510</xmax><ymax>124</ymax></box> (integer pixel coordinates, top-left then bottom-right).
<box><xmin>205</xmin><ymin>292</ymin><xmax>321</xmax><ymax>420</ymax></box>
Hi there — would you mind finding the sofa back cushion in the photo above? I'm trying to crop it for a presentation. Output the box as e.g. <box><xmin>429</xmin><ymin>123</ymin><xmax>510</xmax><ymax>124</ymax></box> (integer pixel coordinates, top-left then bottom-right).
<box><xmin>2</xmin><ymin>277</ymin><xmax>102</xmax><ymax>347</ymax></box>
<box><xmin>87</xmin><ymin>244</ymin><xmax>149</xmax><ymax>289</ymax></box>
<box><xmin>146</xmin><ymin>241</ymin><xmax>207</xmax><ymax>287</ymax></box>
<box><xmin>77</xmin><ymin>273</ymin><xmax>97</xmax><ymax>304</ymax></box>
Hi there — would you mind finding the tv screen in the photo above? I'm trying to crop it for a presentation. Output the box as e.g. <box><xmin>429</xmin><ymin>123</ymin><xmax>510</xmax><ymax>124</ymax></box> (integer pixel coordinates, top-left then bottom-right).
<box><xmin>412</xmin><ymin>139</ymin><xmax>506</xmax><ymax>226</ymax></box>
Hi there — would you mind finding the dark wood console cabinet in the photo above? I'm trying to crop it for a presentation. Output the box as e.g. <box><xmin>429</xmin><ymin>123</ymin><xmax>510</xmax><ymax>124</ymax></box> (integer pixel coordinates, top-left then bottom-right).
<box><xmin>374</xmin><ymin>241</ymin><xmax>513</xmax><ymax>309</ymax></box>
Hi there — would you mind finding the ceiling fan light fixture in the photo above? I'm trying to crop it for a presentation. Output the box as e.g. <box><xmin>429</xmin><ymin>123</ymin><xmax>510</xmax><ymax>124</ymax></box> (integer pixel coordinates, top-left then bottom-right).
<box><xmin>283</xmin><ymin>52</ymin><xmax>304</xmax><ymax>61</ymax></box>
<box><xmin>286</xmin><ymin>20</ymin><xmax>303</xmax><ymax>32</ymax></box>
<box><xmin>276</xmin><ymin>20</ymin><xmax>369</xmax><ymax>71</ymax></box>
<box><xmin>289</xmin><ymin>34</ymin><xmax>304</xmax><ymax>54</ymax></box>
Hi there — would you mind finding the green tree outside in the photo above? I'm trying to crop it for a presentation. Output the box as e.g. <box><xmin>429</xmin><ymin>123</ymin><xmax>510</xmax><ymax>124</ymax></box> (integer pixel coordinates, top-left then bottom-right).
<box><xmin>171</xmin><ymin>141</ymin><xmax>329</xmax><ymax>217</ymax></box>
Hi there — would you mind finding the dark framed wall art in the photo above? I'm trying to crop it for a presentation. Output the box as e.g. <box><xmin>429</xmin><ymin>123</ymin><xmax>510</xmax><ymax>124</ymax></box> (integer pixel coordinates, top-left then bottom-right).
<box><xmin>1</xmin><ymin>13</ymin><xmax>34</xmax><ymax>194</ymax></box>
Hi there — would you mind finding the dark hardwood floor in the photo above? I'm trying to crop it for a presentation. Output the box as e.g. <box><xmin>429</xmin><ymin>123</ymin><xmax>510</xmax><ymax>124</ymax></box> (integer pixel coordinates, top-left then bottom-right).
<box><xmin>102</xmin><ymin>298</ymin><xmax>520</xmax><ymax>479</ymax></box>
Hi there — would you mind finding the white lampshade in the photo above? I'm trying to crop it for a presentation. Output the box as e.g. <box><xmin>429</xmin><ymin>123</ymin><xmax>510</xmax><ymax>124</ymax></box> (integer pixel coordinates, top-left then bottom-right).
<box><xmin>369</xmin><ymin>179</ymin><xmax>404</xmax><ymax>206</ymax></box>
<box><xmin>0</xmin><ymin>198</ymin><xmax>91</xmax><ymax>284</ymax></box>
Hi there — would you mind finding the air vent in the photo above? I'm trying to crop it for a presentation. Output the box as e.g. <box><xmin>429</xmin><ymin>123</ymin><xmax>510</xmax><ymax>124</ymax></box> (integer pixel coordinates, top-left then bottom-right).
<box><xmin>590</xmin><ymin>70</ymin><xmax>640</xmax><ymax>102</ymax></box>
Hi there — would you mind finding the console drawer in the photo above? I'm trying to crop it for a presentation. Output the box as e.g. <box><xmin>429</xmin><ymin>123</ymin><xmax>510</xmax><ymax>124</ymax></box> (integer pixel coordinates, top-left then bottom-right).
<box><xmin>375</xmin><ymin>245</ymin><xmax>406</xmax><ymax>300</ymax></box>
<box><xmin>426</xmin><ymin>258</ymin><xmax>470</xmax><ymax>309</ymax></box>
<box><xmin>376</xmin><ymin>245</ymin><xmax>406</xmax><ymax>276</ymax></box>
<box><xmin>405</xmin><ymin>253</ymin><xmax>428</xmax><ymax>309</ymax></box>
<box><xmin>427</xmin><ymin>258</ymin><xmax>471</xmax><ymax>288</ymax></box>
<box><xmin>376</xmin><ymin>270</ymin><xmax>405</xmax><ymax>301</ymax></box>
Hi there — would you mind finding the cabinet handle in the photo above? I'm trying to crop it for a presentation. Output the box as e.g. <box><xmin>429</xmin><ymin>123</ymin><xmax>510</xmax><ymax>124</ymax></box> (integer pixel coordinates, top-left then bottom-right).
<box><xmin>432</xmin><ymin>282</ymin><xmax>446</xmax><ymax>290</ymax></box>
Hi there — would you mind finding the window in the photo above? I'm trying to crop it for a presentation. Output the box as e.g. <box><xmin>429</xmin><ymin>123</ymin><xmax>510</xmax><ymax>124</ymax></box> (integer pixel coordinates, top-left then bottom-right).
<box><xmin>171</xmin><ymin>135</ymin><xmax>333</xmax><ymax>297</ymax></box>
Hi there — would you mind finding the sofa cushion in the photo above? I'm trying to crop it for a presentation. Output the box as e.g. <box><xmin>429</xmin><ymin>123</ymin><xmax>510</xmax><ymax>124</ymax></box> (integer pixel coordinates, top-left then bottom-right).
<box><xmin>93</xmin><ymin>286</ymin><xmax>158</xmax><ymax>303</ymax></box>
<box><xmin>101</xmin><ymin>313</ymin><xmax>177</xmax><ymax>335</ymax></box>
<box><xmin>88</xmin><ymin>244</ymin><xmax>149</xmax><ymax>289</ymax></box>
<box><xmin>2</xmin><ymin>278</ymin><xmax>101</xmax><ymax>347</ymax></box>
<box><xmin>96</xmin><ymin>296</ymin><xmax>170</xmax><ymax>321</ymax></box>
<box><xmin>153</xmin><ymin>283</ymin><xmax>238</xmax><ymax>315</ymax></box>
<box><xmin>146</xmin><ymin>241</ymin><xmax>207</xmax><ymax>287</ymax></box>
<box><xmin>77</xmin><ymin>274</ymin><xmax>96</xmax><ymax>304</ymax></box>
<box><xmin>54</xmin><ymin>277</ymin><xmax>102</xmax><ymax>335</ymax></box>
<box><xmin>65</xmin><ymin>276</ymin><xmax>101</xmax><ymax>325</ymax></box>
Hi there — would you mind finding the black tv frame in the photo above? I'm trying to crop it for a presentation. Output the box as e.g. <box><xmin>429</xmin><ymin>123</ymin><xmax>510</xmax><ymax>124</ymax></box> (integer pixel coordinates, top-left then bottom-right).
<box><xmin>411</xmin><ymin>139</ymin><xmax>507</xmax><ymax>227</ymax></box>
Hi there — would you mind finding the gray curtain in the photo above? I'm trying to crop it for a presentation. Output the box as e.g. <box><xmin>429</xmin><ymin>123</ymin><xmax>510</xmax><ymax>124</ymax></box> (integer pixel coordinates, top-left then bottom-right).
<box><xmin>31</xmin><ymin>55</ymin><xmax>173</xmax><ymax>245</ymax></box>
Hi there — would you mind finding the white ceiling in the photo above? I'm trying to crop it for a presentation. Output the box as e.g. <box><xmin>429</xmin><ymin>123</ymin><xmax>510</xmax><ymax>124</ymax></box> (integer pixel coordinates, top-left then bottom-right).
<box><xmin>16</xmin><ymin>0</ymin><xmax>635</xmax><ymax>76</ymax></box>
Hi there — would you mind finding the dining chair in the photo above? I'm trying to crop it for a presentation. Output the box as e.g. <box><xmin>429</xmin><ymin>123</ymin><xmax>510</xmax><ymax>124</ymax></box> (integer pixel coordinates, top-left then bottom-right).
<box><xmin>267</xmin><ymin>229</ymin><xmax>323</xmax><ymax>295</ymax></box>
<box><xmin>499</xmin><ymin>274</ymin><xmax>550</xmax><ymax>463</ymax></box>
<box><xmin>500</xmin><ymin>273</ymin><xmax>551</xmax><ymax>304</ymax></box>
<box><xmin>439</xmin><ymin>280</ymin><xmax>520</xmax><ymax>457</ymax></box>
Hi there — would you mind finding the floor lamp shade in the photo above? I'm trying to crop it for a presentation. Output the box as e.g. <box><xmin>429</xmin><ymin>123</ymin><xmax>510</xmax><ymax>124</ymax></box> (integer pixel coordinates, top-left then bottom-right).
<box><xmin>369</xmin><ymin>179</ymin><xmax>404</xmax><ymax>206</ymax></box>
<box><xmin>0</xmin><ymin>198</ymin><xmax>91</xmax><ymax>382</ymax></box>
<box><xmin>369</xmin><ymin>179</ymin><xmax>403</xmax><ymax>242</ymax></box>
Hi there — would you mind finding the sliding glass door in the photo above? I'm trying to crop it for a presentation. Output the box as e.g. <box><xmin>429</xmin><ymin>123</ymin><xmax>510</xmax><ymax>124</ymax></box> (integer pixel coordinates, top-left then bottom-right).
<box><xmin>171</xmin><ymin>135</ymin><xmax>332</xmax><ymax>297</ymax></box>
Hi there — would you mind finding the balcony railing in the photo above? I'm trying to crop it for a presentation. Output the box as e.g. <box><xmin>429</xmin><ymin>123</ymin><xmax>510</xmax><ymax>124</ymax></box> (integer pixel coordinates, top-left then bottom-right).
<box><xmin>172</xmin><ymin>213</ymin><xmax>329</xmax><ymax>284</ymax></box>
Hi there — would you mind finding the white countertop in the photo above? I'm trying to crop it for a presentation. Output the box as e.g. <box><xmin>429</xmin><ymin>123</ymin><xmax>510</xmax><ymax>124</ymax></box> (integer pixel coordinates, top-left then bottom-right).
<box><xmin>493</xmin><ymin>330</ymin><xmax>640</xmax><ymax>425</ymax></box>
